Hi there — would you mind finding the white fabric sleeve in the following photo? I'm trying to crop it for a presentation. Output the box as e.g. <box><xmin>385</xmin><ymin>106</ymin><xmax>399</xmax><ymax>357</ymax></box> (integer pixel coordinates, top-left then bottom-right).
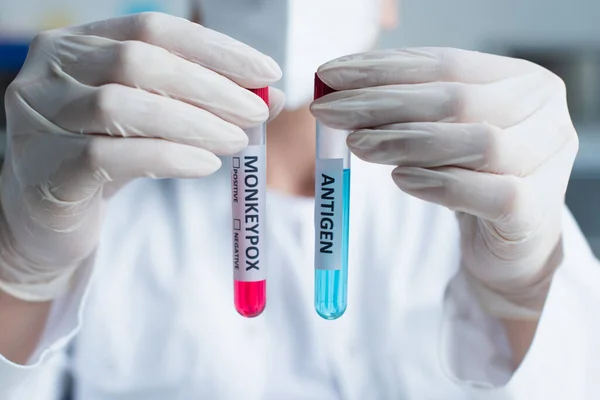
<box><xmin>440</xmin><ymin>207</ymin><xmax>600</xmax><ymax>399</ymax></box>
<box><xmin>0</xmin><ymin>256</ymin><xmax>94</xmax><ymax>400</ymax></box>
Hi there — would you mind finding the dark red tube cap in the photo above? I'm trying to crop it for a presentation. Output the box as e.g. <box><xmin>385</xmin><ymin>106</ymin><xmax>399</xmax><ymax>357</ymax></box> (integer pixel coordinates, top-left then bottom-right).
<box><xmin>314</xmin><ymin>74</ymin><xmax>337</xmax><ymax>100</ymax></box>
<box><xmin>249</xmin><ymin>87</ymin><xmax>269</xmax><ymax>106</ymax></box>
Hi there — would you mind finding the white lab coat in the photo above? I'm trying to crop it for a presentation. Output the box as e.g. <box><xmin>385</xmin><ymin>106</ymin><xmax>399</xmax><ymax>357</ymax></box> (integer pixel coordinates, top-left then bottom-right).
<box><xmin>1</xmin><ymin>157</ymin><xmax>599</xmax><ymax>399</ymax></box>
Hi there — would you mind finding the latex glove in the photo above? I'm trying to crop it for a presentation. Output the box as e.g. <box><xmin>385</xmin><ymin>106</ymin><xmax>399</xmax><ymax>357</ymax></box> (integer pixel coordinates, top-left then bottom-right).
<box><xmin>311</xmin><ymin>48</ymin><xmax>578</xmax><ymax>319</ymax></box>
<box><xmin>0</xmin><ymin>12</ymin><xmax>284</xmax><ymax>302</ymax></box>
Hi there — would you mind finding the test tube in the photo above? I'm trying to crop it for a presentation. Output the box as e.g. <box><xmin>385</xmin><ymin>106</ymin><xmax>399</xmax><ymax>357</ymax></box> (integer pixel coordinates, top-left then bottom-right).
<box><xmin>231</xmin><ymin>87</ymin><xmax>269</xmax><ymax>318</ymax></box>
<box><xmin>313</xmin><ymin>75</ymin><xmax>350</xmax><ymax>320</ymax></box>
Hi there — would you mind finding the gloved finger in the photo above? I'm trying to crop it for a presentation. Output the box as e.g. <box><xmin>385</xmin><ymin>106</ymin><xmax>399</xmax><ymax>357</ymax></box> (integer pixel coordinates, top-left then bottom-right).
<box><xmin>311</xmin><ymin>84</ymin><xmax>456</xmax><ymax>130</ymax></box>
<box><xmin>48</xmin><ymin>136</ymin><xmax>222</xmax><ymax>202</ymax></box>
<box><xmin>348</xmin><ymin>106</ymin><xmax>574</xmax><ymax>176</ymax></box>
<box><xmin>317</xmin><ymin>47</ymin><xmax>541</xmax><ymax>90</ymax></box>
<box><xmin>491</xmin><ymin>133</ymin><xmax>578</xmax><ymax>234</ymax></box>
<box><xmin>267</xmin><ymin>87</ymin><xmax>286</xmax><ymax>123</ymax></box>
<box><xmin>311</xmin><ymin>72</ymin><xmax>556</xmax><ymax>130</ymax></box>
<box><xmin>348</xmin><ymin>122</ymin><xmax>504</xmax><ymax>172</ymax></box>
<box><xmin>391</xmin><ymin>166</ymin><xmax>526</xmax><ymax>223</ymax></box>
<box><xmin>88</xmin><ymin>137</ymin><xmax>223</xmax><ymax>181</ymax></box>
<box><xmin>500</xmin><ymin>98</ymin><xmax>575</xmax><ymax>176</ymax></box>
<box><xmin>51</xmin><ymin>84</ymin><xmax>248</xmax><ymax>156</ymax></box>
<box><xmin>65</xmin><ymin>12</ymin><xmax>282</xmax><ymax>88</ymax></box>
<box><xmin>457</xmin><ymin>134</ymin><xmax>577</xmax><ymax>245</ymax></box>
<box><xmin>60</xmin><ymin>36</ymin><xmax>269</xmax><ymax>128</ymax></box>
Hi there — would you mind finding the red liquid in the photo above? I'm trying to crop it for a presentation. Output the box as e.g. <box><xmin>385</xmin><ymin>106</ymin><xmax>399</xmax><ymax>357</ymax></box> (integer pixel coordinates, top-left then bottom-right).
<box><xmin>234</xmin><ymin>280</ymin><xmax>266</xmax><ymax>318</ymax></box>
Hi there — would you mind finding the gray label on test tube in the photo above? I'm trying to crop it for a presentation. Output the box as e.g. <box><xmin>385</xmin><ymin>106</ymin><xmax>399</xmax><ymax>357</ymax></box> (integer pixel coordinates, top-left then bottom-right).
<box><xmin>315</xmin><ymin>158</ymin><xmax>344</xmax><ymax>270</ymax></box>
<box><xmin>232</xmin><ymin>144</ymin><xmax>266</xmax><ymax>281</ymax></box>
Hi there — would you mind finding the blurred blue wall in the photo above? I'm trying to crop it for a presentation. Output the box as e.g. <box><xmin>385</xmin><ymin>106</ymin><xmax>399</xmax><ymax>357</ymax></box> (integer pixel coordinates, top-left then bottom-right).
<box><xmin>381</xmin><ymin>0</ymin><xmax>600</xmax><ymax>49</ymax></box>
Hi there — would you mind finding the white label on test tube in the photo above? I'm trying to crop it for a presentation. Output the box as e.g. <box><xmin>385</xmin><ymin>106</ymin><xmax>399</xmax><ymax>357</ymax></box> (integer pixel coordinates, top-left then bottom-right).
<box><xmin>232</xmin><ymin>144</ymin><xmax>266</xmax><ymax>282</ymax></box>
<box><xmin>314</xmin><ymin>158</ymin><xmax>344</xmax><ymax>270</ymax></box>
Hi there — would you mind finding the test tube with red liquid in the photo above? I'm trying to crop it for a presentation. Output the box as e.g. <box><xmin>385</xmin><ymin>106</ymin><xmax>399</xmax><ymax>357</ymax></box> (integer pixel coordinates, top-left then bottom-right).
<box><xmin>231</xmin><ymin>87</ymin><xmax>268</xmax><ymax>317</ymax></box>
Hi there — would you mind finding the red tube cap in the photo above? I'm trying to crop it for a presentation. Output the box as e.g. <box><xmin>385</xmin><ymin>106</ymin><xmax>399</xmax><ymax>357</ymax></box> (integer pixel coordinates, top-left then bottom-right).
<box><xmin>249</xmin><ymin>87</ymin><xmax>269</xmax><ymax>106</ymax></box>
<box><xmin>314</xmin><ymin>74</ymin><xmax>337</xmax><ymax>100</ymax></box>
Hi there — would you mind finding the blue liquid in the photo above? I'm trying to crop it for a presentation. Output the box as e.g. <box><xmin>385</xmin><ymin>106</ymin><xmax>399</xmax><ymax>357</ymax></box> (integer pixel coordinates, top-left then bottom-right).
<box><xmin>315</xmin><ymin>169</ymin><xmax>350</xmax><ymax>320</ymax></box>
<box><xmin>122</xmin><ymin>1</ymin><xmax>164</xmax><ymax>14</ymax></box>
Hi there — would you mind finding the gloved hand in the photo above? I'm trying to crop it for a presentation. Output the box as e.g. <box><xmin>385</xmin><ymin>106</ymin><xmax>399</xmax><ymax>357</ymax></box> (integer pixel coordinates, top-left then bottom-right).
<box><xmin>311</xmin><ymin>48</ymin><xmax>578</xmax><ymax>319</ymax></box>
<box><xmin>0</xmin><ymin>12</ymin><xmax>284</xmax><ymax>302</ymax></box>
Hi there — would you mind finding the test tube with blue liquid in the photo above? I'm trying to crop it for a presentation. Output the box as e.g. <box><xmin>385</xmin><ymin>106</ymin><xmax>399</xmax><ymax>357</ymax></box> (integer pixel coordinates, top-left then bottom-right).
<box><xmin>313</xmin><ymin>75</ymin><xmax>350</xmax><ymax>320</ymax></box>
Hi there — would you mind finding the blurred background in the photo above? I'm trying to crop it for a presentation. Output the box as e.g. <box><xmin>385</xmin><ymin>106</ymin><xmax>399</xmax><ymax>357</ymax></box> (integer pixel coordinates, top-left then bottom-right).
<box><xmin>1</xmin><ymin>0</ymin><xmax>599</xmax><ymax>256</ymax></box>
